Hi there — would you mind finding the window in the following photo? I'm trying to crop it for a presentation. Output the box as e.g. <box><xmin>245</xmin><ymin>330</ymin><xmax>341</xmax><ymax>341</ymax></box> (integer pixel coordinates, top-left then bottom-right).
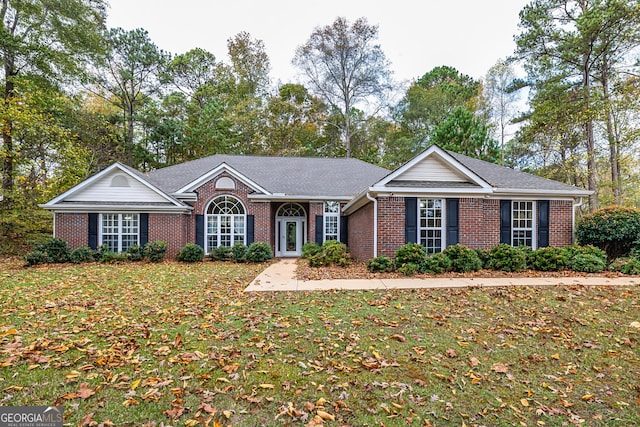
<box><xmin>512</xmin><ymin>201</ymin><xmax>535</xmax><ymax>248</ymax></box>
<box><xmin>323</xmin><ymin>201</ymin><xmax>340</xmax><ymax>241</ymax></box>
<box><xmin>206</xmin><ymin>196</ymin><xmax>245</xmax><ymax>251</ymax></box>
<box><xmin>101</xmin><ymin>213</ymin><xmax>139</xmax><ymax>252</ymax></box>
<box><xmin>419</xmin><ymin>199</ymin><xmax>444</xmax><ymax>254</ymax></box>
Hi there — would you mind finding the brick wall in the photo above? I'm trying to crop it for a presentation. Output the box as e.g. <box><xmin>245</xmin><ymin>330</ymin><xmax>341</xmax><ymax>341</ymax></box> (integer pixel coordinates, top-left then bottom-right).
<box><xmin>148</xmin><ymin>213</ymin><xmax>190</xmax><ymax>258</ymax></box>
<box><xmin>459</xmin><ymin>198</ymin><xmax>501</xmax><ymax>249</ymax></box>
<box><xmin>347</xmin><ymin>202</ymin><xmax>374</xmax><ymax>260</ymax></box>
<box><xmin>377</xmin><ymin>196</ymin><xmax>406</xmax><ymax>258</ymax></box>
<box><xmin>549</xmin><ymin>200</ymin><xmax>574</xmax><ymax>246</ymax></box>
<box><xmin>54</xmin><ymin>213</ymin><xmax>88</xmax><ymax>249</ymax></box>
<box><xmin>308</xmin><ymin>202</ymin><xmax>323</xmax><ymax>244</ymax></box>
<box><xmin>191</xmin><ymin>173</ymin><xmax>272</xmax><ymax>251</ymax></box>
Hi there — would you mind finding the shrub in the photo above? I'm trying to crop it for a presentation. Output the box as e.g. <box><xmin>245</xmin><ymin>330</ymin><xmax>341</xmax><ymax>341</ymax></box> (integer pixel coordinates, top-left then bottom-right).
<box><xmin>486</xmin><ymin>244</ymin><xmax>527</xmax><ymax>272</ymax></box>
<box><xmin>301</xmin><ymin>242</ymin><xmax>322</xmax><ymax>259</ymax></box>
<box><xmin>99</xmin><ymin>250</ymin><xmax>126</xmax><ymax>263</ymax></box>
<box><xmin>609</xmin><ymin>257</ymin><xmax>640</xmax><ymax>275</ymax></box>
<box><xmin>570</xmin><ymin>253</ymin><xmax>606</xmax><ymax>273</ymax></box>
<box><xmin>246</xmin><ymin>242</ymin><xmax>273</xmax><ymax>262</ymax></box>
<box><xmin>126</xmin><ymin>244</ymin><xmax>144</xmax><ymax>261</ymax></box>
<box><xmin>308</xmin><ymin>240</ymin><xmax>350</xmax><ymax>267</ymax></box>
<box><xmin>576</xmin><ymin>206</ymin><xmax>640</xmax><ymax>260</ymax></box>
<box><xmin>421</xmin><ymin>253</ymin><xmax>451</xmax><ymax>274</ymax></box>
<box><xmin>24</xmin><ymin>250</ymin><xmax>51</xmax><ymax>266</ymax></box>
<box><xmin>210</xmin><ymin>245</ymin><xmax>232</xmax><ymax>261</ymax></box>
<box><xmin>398</xmin><ymin>262</ymin><xmax>419</xmax><ymax>276</ymax></box>
<box><xmin>232</xmin><ymin>242</ymin><xmax>248</xmax><ymax>263</ymax></box>
<box><xmin>144</xmin><ymin>240</ymin><xmax>168</xmax><ymax>262</ymax></box>
<box><xmin>475</xmin><ymin>248</ymin><xmax>489</xmax><ymax>269</ymax></box>
<box><xmin>528</xmin><ymin>247</ymin><xmax>567</xmax><ymax>271</ymax></box>
<box><xmin>442</xmin><ymin>244</ymin><xmax>483</xmax><ymax>273</ymax></box>
<box><xmin>394</xmin><ymin>243</ymin><xmax>427</xmax><ymax>267</ymax></box>
<box><xmin>366</xmin><ymin>256</ymin><xmax>394</xmax><ymax>273</ymax></box>
<box><xmin>177</xmin><ymin>243</ymin><xmax>204</xmax><ymax>262</ymax></box>
<box><xmin>69</xmin><ymin>247</ymin><xmax>95</xmax><ymax>264</ymax></box>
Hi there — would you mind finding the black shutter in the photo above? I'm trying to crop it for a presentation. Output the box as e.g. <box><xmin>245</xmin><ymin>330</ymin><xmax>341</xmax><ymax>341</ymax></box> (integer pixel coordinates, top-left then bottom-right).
<box><xmin>446</xmin><ymin>198</ymin><xmax>459</xmax><ymax>247</ymax></box>
<box><xmin>195</xmin><ymin>214</ymin><xmax>204</xmax><ymax>248</ymax></box>
<box><xmin>139</xmin><ymin>213</ymin><xmax>149</xmax><ymax>247</ymax></box>
<box><xmin>88</xmin><ymin>213</ymin><xmax>98</xmax><ymax>249</ymax></box>
<box><xmin>500</xmin><ymin>200</ymin><xmax>512</xmax><ymax>244</ymax></box>
<box><xmin>246</xmin><ymin>215</ymin><xmax>255</xmax><ymax>245</ymax></box>
<box><xmin>315</xmin><ymin>215</ymin><xmax>323</xmax><ymax>244</ymax></box>
<box><xmin>537</xmin><ymin>200</ymin><xmax>550</xmax><ymax>248</ymax></box>
<box><xmin>405</xmin><ymin>197</ymin><xmax>417</xmax><ymax>244</ymax></box>
<box><xmin>340</xmin><ymin>216</ymin><xmax>348</xmax><ymax>245</ymax></box>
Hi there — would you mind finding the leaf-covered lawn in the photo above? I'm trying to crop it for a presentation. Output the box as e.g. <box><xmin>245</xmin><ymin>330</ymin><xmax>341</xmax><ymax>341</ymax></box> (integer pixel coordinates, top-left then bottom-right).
<box><xmin>1</xmin><ymin>259</ymin><xmax>639</xmax><ymax>426</ymax></box>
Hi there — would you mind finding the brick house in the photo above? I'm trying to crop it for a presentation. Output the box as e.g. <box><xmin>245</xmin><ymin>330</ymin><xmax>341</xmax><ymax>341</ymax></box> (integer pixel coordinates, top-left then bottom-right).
<box><xmin>41</xmin><ymin>145</ymin><xmax>591</xmax><ymax>259</ymax></box>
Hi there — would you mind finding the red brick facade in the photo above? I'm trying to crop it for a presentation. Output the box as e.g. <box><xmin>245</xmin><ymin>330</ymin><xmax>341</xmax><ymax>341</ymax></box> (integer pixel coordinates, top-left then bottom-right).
<box><xmin>53</xmin><ymin>171</ymin><xmax>577</xmax><ymax>261</ymax></box>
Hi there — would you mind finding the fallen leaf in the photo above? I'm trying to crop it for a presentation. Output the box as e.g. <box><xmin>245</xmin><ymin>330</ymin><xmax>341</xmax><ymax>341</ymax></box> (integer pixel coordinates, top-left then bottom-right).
<box><xmin>77</xmin><ymin>383</ymin><xmax>96</xmax><ymax>399</ymax></box>
<box><xmin>629</xmin><ymin>321</ymin><xmax>640</xmax><ymax>329</ymax></box>
<box><xmin>445</xmin><ymin>348</ymin><xmax>458</xmax><ymax>358</ymax></box>
<box><xmin>164</xmin><ymin>405</ymin><xmax>185</xmax><ymax>420</ymax></box>
<box><xmin>316</xmin><ymin>410</ymin><xmax>335</xmax><ymax>421</ymax></box>
<box><xmin>469</xmin><ymin>356</ymin><xmax>480</xmax><ymax>367</ymax></box>
<box><xmin>491</xmin><ymin>363</ymin><xmax>509</xmax><ymax>373</ymax></box>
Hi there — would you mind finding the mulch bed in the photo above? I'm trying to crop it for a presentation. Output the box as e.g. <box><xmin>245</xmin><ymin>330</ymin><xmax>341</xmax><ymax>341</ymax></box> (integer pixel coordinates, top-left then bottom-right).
<box><xmin>295</xmin><ymin>259</ymin><xmax>628</xmax><ymax>281</ymax></box>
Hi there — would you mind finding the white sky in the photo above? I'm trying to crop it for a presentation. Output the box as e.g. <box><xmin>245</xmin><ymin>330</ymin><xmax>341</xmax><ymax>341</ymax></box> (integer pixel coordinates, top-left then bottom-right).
<box><xmin>106</xmin><ymin>0</ymin><xmax>530</xmax><ymax>85</ymax></box>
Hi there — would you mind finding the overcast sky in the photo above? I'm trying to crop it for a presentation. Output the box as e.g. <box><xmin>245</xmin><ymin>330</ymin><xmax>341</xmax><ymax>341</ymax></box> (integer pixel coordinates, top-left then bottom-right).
<box><xmin>106</xmin><ymin>0</ymin><xmax>530</xmax><ymax>85</ymax></box>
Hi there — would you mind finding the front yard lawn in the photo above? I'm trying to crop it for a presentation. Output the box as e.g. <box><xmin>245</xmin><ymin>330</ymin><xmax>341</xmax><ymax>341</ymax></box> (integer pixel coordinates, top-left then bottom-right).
<box><xmin>1</xmin><ymin>259</ymin><xmax>639</xmax><ymax>426</ymax></box>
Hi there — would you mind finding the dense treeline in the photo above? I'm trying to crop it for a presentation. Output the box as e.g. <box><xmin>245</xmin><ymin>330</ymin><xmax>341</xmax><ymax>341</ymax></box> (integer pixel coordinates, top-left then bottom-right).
<box><xmin>2</xmin><ymin>0</ymin><xmax>640</xmax><ymax>252</ymax></box>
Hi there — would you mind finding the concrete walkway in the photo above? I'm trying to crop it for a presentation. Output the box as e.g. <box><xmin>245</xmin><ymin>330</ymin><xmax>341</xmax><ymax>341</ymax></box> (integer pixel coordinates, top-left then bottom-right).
<box><xmin>244</xmin><ymin>259</ymin><xmax>640</xmax><ymax>292</ymax></box>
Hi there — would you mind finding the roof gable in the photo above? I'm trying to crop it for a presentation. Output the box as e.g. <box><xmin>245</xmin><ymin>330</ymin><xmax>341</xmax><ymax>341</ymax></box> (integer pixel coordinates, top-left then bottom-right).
<box><xmin>375</xmin><ymin>145</ymin><xmax>491</xmax><ymax>190</ymax></box>
<box><xmin>43</xmin><ymin>163</ymin><xmax>185</xmax><ymax>209</ymax></box>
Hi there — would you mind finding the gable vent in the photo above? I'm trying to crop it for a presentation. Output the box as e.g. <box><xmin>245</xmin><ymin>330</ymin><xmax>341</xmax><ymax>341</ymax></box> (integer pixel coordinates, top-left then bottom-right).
<box><xmin>215</xmin><ymin>176</ymin><xmax>236</xmax><ymax>190</ymax></box>
<box><xmin>110</xmin><ymin>175</ymin><xmax>130</xmax><ymax>187</ymax></box>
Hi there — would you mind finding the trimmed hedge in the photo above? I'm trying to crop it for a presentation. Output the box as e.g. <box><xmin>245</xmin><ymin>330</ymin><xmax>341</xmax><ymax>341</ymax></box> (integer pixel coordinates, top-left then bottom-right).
<box><xmin>577</xmin><ymin>206</ymin><xmax>640</xmax><ymax>260</ymax></box>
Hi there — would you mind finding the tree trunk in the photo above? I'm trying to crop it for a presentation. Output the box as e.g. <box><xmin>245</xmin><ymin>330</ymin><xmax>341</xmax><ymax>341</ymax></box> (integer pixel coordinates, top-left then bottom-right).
<box><xmin>601</xmin><ymin>61</ymin><xmax>621</xmax><ymax>205</ymax></box>
<box><xmin>583</xmin><ymin>55</ymin><xmax>598</xmax><ymax>211</ymax></box>
<box><xmin>1</xmin><ymin>67</ymin><xmax>15</xmax><ymax>209</ymax></box>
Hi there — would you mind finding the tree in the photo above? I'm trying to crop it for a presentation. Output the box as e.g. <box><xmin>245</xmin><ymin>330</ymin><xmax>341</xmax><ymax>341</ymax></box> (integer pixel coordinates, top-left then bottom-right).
<box><xmin>92</xmin><ymin>27</ymin><xmax>168</xmax><ymax>167</ymax></box>
<box><xmin>431</xmin><ymin>106</ymin><xmax>500</xmax><ymax>162</ymax></box>
<box><xmin>0</xmin><ymin>0</ymin><xmax>106</xmax><ymax>208</ymax></box>
<box><xmin>227</xmin><ymin>32</ymin><xmax>271</xmax><ymax>97</ymax></box>
<box><xmin>293</xmin><ymin>17</ymin><xmax>393</xmax><ymax>158</ymax></box>
<box><xmin>515</xmin><ymin>0</ymin><xmax>640</xmax><ymax>210</ymax></box>
<box><xmin>484</xmin><ymin>59</ymin><xmax>519</xmax><ymax>164</ymax></box>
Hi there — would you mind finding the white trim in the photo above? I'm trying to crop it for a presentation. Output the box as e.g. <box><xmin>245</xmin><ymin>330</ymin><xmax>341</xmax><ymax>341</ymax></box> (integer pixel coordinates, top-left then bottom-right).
<box><xmin>249</xmin><ymin>194</ymin><xmax>353</xmax><ymax>201</ymax></box>
<box><xmin>204</xmin><ymin>195</ymin><xmax>247</xmax><ymax>253</ymax></box>
<box><xmin>366</xmin><ymin>193</ymin><xmax>378</xmax><ymax>258</ymax></box>
<box><xmin>418</xmin><ymin>198</ymin><xmax>446</xmax><ymax>253</ymax></box>
<box><xmin>374</xmin><ymin>145</ymin><xmax>493</xmax><ymax>190</ymax></box>
<box><xmin>38</xmin><ymin>204</ymin><xmax>191</xmax><ymax>213</ymax></box>
<box><xmin>176</xmin><ymin>163</ymin><xmax>271</xmax><ymax>195</ymax></box>
<box><xmin>323</xmin><ymin>201</ymin><xmax>341</xmax><ymax>242</ymax></box>
<box><xmin>99</xmin><ymin>212</ymin><xmax>140</xmax><ymax>252</ymax></box>
<box><xmin>492</xmin><ymin>188</ymin><xmax>591</xmax><ymax>197</ymax></box>
<box><xmin>511</xmin><ymin>201</ymin><xmax>537</xmax><ymax>249</ymax></box>
<box><xmin>41</xmin><ymin>163</ymin><xmax>186</xmax><ymax>210</ymax></box>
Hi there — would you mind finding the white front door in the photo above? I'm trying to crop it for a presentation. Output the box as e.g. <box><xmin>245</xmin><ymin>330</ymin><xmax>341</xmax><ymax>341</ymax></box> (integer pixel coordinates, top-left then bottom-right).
<box><xmin>278</xmin><ymin>218</ymin><xmax>303</xmax><ymax>257</ymax></box>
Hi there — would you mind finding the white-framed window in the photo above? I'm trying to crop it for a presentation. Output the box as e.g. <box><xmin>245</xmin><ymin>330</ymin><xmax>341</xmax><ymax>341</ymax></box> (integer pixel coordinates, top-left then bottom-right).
<box><xmin>419</xmin><ymin>199</ymin><xmax>445</xmax><ymax>254</ymax></box>
<box><xmin>512</xmin><ymin>201</ymin><xmax>535</xmax><ymax>248</ymax></box>
<box><xmin>100</xmin><ymin>213</ymin><xmax>139</xmax><ymax>252</ymax></box>
<box><xmin>323</xmin><ymin>201</ymin><xmax>340</xmax><ymax>241</ymax></box>
<box><xmin>206</xmin><ymin>195</ymin><xmax>245</xmax><ymax>251</ymax></box>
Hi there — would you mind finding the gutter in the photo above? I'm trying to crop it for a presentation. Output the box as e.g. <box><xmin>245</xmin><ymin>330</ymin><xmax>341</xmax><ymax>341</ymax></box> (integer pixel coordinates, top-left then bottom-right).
<box><xmin>366</xmin><ymin>192</ymin><xmax>378</xmax><ymax>258</ymax></box>
<box><xmin>572</xmin><ymin>197</ymin><xmax>584</xmax><ymax>244</ymax></box>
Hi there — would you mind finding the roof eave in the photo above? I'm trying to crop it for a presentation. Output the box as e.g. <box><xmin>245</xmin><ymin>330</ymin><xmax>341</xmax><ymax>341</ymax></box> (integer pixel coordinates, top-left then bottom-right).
<box><xmin>248</xmin><ymin>194</ymin><xmax>353</xmax><ymax>202</ymax></box>
<box><xmin>39</xmin><ymin>204</ymin><xmax>193</xmax><ymax>213</ymax></box>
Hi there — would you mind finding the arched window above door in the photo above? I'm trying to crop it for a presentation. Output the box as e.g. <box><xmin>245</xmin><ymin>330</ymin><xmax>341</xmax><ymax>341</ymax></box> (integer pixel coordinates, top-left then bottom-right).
<box><xmin>276</xmin><ymin>203</ymin><xmax>306</xmax><ymax>218</ymax></box>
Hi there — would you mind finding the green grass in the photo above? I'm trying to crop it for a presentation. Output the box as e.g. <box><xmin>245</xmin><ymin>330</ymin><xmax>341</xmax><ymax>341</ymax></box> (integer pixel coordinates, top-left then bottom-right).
<box><xmin>0</xmin><ymin>259</ymin><xmax>639</xmax><ymax>426</ymax></box>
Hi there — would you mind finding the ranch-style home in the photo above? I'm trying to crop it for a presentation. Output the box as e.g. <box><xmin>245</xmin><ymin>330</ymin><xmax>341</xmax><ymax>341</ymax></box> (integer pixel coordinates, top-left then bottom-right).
<box><xmin>41</xmin><ymin>145</ymin><xmax>591</xmax><ymax>260</ymax></box>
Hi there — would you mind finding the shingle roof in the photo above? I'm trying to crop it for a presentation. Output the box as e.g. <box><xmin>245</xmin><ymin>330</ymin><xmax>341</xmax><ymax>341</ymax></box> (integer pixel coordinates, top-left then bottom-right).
<box><xmin>145</xmin><ymin>154</ymin><xmax>390</xmax><ymax>197</ymax></box>
<box><xmin>446</xmin><ymin>150</ymin><xmax>588</xmax><ymax>193</ymax></box>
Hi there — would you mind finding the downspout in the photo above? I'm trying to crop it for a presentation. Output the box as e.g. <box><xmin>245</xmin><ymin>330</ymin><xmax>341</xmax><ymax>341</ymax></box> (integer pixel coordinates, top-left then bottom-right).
<box><xmin>572</xmin><ymin>197</ymin><xmax>584</xmax><ymax>244</ymax></box>
<box><xmin>366</xmin><ymin>192</ymin><xmax>378</xmax><ymax>258</ymax></box>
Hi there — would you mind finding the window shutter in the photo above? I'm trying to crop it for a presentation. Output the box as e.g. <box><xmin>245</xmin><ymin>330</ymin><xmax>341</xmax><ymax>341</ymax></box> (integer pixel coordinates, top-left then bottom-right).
<box><xmin>537</xmin><ymin>200</ymin><xmax>550</xmax><ymax>248</ymax></box>
<box><xmin>340</xmin><ymin>216</ymin><xmax>348</xmax><ymax>245</ymax></box>
<box><xmin>405</xmin><ymin>197</ymin><xmax>417</xmax><ymax>244</ymax></box>
<box><xmin>88</xmin><ymin>213</ymin><xmax>98</xmax><ymax>249</ymax></box>
<box><xmin>246</xmin><ymin>215</ymin><xmax>255</xmax><ymax>245</ymax></box>
<box><xmin>500</xmin><ymin>200</ymin><xmax>512</xmax><ymax>244</ymax></box>
<box><xmin>315</xmin><ymin>215</ymin><xmax>323</xmax><ymax>244</ymax></box>
<box><xmin>446</xmin><ymin>198</ymin><xmax>459</xmax><ymax>247</ymax></box>
<box><xmin>195</xmin><ymin>214</ymin><xmax>204</xmax><ymax>249</ymax></box>
<box><xmin>139</xmin><ymin>213</ymin><xmax>149</xmax><ymax>247</ymax></box>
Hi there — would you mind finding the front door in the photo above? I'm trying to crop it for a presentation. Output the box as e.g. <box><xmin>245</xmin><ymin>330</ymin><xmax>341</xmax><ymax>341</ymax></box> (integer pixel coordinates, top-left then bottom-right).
<box><xmin>279</xmin><ymin>218</ymin><xmax>303</xmax><ymax>256</ymax></box>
